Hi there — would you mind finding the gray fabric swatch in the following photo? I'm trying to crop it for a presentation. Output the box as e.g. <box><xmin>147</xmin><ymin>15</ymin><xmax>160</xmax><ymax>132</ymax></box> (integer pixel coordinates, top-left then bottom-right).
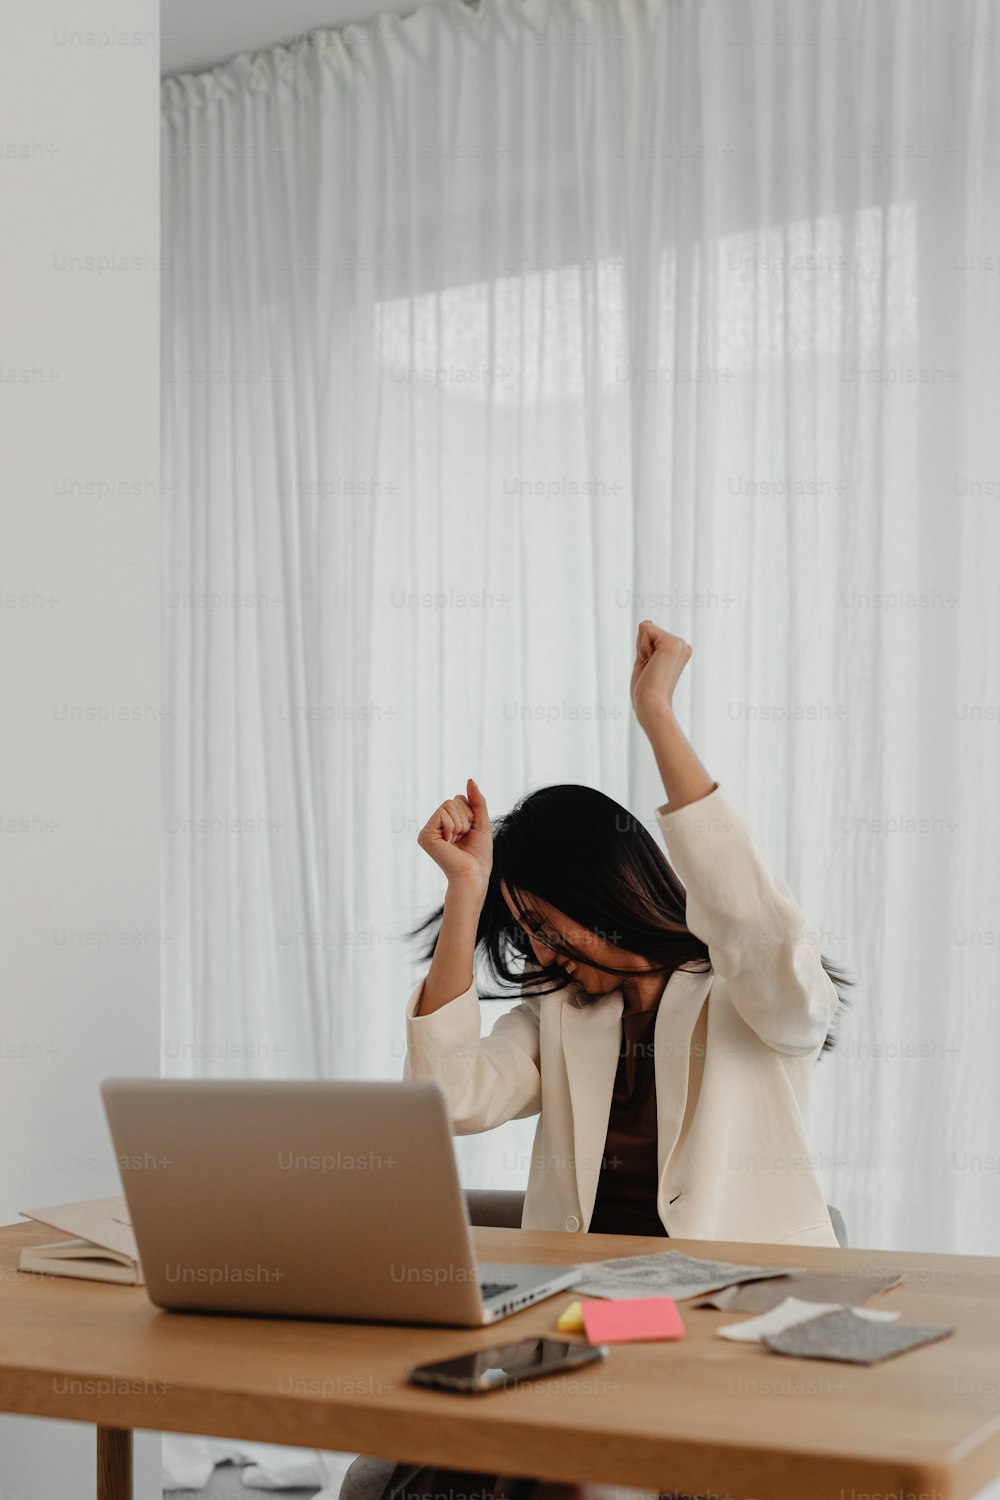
<box><xmin>763</xmin><ymin>1307</ymin><xmax>953</xmax><ymax>1365</ymax></box>
<box><xmin>699</xmin><ymin>1269</ymin><xmax>903</xmax><ymax>1313</ymax></box>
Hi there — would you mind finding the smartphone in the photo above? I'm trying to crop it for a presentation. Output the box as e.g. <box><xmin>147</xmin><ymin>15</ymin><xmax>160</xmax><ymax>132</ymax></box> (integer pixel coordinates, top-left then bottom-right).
<box><xmin>407</xmin><ymin>1337</ymin><xmax>608</xmax><ymax>1394</ymax></box>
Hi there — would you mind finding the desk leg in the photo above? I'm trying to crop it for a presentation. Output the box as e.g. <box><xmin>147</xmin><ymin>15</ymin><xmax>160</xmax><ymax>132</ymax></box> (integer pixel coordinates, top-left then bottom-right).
<box><xmin>97</xmin><ymin>1426</ymin><xmax>133</xmax><ymax>1500</ymax></box>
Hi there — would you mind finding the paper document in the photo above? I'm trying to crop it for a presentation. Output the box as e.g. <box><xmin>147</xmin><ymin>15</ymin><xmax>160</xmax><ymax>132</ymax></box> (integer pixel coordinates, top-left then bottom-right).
<box><xmin>572</xmin><ymin>1249</ymin><xmax>803</xmax><ymax>1302</ymax></box>
<box><xmin>20</xmin><ymin>1195</ymin><xmax>139</xmax><ymax>1261</ymax></box>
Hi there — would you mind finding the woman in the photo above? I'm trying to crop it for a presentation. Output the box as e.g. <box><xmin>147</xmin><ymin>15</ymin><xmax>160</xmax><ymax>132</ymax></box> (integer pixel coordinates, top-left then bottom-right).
<box><xmin>407</xmin><ymin>620</ymin><xmax>846</xmax><ymax>1247</ymax></box>
<box><xmin>358</xmin><ymin>621</ymin><xmax>847</xmax><ymax>1500</ymax></box>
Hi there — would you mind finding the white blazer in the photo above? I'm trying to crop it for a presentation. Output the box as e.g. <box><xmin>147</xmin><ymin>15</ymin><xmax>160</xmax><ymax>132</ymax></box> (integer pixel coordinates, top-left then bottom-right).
<box><xmin>404</xmin><ymin>784</ymin><xmax>841</xmax><ymax>1249</ymax></box>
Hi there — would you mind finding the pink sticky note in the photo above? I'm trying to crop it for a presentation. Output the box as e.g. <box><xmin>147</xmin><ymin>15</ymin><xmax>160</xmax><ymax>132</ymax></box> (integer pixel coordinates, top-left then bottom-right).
<box><xmin>581</xmin><ymin>1297</ymin><xmax>686</xmax><ymax>1345</ymax></box>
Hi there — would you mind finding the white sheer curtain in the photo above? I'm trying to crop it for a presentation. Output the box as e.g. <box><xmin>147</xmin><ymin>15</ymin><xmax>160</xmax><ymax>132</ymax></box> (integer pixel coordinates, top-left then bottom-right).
<box><xmin>162</xmin><ymin>0</ymin><xmax>1000</xmax><ymax>1279</ymax></box>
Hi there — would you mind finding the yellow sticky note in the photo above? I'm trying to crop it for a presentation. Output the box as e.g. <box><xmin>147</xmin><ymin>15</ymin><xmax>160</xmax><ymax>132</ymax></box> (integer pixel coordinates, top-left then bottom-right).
<box><xmin>557</xmin><ymin>1299</ymin><xmax>585</xmax><ymax>1332</ymax></box>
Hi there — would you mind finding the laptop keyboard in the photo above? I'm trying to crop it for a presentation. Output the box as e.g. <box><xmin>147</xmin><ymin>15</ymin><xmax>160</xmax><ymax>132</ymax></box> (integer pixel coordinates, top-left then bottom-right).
<box><xmin>479</xmin><ymin>1279</ymin><xmax>517</xmax><ymax>1300</ymax></box>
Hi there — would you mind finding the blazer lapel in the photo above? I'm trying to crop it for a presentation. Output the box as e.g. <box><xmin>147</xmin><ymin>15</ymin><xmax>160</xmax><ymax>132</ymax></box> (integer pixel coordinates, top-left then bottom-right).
<box><xmin>654</xmin><ymin>964</ymin><xmax>715</xmax><ymax>1179</ymax></box>
<box><xmin>560</xmin><ymin>989</ymin><xmax>623</xmax><ymax>1225</ymax></box>
<box><xmin>559</xmin><ymin>965</ymin><xmax>715</xmax><ymax>1227</ymax></box>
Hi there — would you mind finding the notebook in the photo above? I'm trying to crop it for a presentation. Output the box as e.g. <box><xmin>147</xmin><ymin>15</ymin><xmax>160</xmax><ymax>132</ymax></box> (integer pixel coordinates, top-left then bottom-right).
<box><xmin>18</xmin><ymin>1195</ymin><xmax>144</xmax><ymax>1285</ymax></box>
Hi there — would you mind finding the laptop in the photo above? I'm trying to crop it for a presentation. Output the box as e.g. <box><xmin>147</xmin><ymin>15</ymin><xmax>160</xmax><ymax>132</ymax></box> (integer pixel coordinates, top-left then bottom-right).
<box><xmin>101</xmin><ymin>1078</ymin><xmax>580</xmax><ymax>1326</ymax></box>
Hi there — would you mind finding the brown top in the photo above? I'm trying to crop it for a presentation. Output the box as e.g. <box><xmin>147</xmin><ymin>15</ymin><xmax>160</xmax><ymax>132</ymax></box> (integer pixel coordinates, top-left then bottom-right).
<box><xmin>588</xmin><ymin>1004</ymin><xmax>668</xmax><ymax>1238</ymax></box>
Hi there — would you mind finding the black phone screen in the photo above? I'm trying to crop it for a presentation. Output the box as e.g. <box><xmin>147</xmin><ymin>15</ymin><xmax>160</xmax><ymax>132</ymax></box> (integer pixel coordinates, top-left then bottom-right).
<box><xmin>407</xmin><ymin>1338</ymin><xmax>606</xmax><ymax>1392</ymax></box>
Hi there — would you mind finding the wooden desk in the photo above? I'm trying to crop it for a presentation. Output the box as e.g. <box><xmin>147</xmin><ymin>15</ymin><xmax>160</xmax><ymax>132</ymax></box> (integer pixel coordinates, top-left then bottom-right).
<box><xmin>3</xmin><ymin>1221</ymin><xmax>1000</xmax><ymax>1500</ymax></box>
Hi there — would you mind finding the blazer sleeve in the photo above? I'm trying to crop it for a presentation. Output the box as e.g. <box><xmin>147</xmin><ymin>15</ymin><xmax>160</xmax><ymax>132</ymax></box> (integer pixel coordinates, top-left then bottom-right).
<box><xmin>403</xmin><ymin>978</ymin><xmax>543</xmax><ymax>1133</ymax></box>
<box><xmin>656</xmin><ymin>784</ymin><xmax>838</xmax><ymax>1056</ymax></box>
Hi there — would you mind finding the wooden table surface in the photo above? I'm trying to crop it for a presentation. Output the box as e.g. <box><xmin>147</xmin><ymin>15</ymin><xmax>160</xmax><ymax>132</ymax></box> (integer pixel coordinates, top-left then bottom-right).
<box><xmin>3</xmin><ymin>1221</ymin><xmax>1000</xmax><ymax>1500</ymax></box>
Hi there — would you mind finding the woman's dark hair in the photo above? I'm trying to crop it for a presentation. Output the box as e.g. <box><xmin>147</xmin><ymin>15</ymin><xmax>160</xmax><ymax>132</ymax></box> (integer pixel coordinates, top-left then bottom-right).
<box><xmin>414</xmin><ymin>783</ymin><xmax>851</xmax><ymax>1055</ymax></box>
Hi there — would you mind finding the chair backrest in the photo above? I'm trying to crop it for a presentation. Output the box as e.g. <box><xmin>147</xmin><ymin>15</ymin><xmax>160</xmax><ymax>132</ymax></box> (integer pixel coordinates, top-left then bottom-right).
<box><xmin>464</xmin><ymin>1188</ymin><xmax>849</xmax><ymax>1247</ymax></box>
<box><xmin>464</xmin><ymin>1188</ymin><xmax>525</xmax><ymax>1230</ymax></box>
<box><xmin>826</xmin><ymin>1203</ymin><xmax>849</xmax><ymax>1247</ymax></box>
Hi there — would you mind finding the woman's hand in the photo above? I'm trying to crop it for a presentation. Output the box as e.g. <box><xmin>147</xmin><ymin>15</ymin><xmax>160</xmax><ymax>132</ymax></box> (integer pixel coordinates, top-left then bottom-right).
<box><xmin>417</xmin><ymin>777</ymin><xmax>493</xmax><ymax>897</ymax></box>
<box><xmin>630</xmin><ymin>619</ymin><xmax>692</xmax><ymax>730</ymax></box>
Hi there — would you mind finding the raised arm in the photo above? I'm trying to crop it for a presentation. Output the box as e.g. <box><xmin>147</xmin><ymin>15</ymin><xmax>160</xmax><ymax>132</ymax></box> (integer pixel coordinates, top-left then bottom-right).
<box><xmin>630</xmin><ymin>621</ymin><xmax>837</xmax><ymax>1056</ymax></box>
<box><xmin>407</xmin><ymin>777</ymin><xmax>542</xmax><ymax>1130</ymax></box>
<box><xmin>414</xmin><ymin>777</ymin><xmax>492</xmax><ymax>1015</ymax></box>
<box><xmin>629</xmin><ymin>620</ymin><xmax>716</xmax><ymax>814</ymax></box>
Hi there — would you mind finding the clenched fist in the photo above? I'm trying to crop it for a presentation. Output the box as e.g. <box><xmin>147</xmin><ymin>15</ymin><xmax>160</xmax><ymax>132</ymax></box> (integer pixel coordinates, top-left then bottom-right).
<box><xmin>630</xmin><ymin>619</ymin><xmax>692</xmax><ymax>730</ymax></box>
<box><xmin>417</xmin><ymin>777</ymin><xmax>493</xmax><ymax>897</ymax></box>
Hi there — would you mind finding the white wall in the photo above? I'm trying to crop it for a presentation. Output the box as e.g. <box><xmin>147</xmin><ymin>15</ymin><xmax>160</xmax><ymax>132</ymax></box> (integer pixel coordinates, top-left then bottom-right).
<box><xmin>0</xmin><ymin>2</ymin><xmax>160</xmax><ymax>1496</ymax></box>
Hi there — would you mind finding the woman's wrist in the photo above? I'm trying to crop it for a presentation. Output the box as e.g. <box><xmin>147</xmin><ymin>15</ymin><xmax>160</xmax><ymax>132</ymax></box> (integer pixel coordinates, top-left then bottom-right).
<box><xmin>637</xmin><ymin>699</ymin><xmax>676</xmax><ymax>737</ymax></box>
<box><xmin>444</xmin><ymin>872</ymin><xmax>489</xmax><ymax>916</ymax></box>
